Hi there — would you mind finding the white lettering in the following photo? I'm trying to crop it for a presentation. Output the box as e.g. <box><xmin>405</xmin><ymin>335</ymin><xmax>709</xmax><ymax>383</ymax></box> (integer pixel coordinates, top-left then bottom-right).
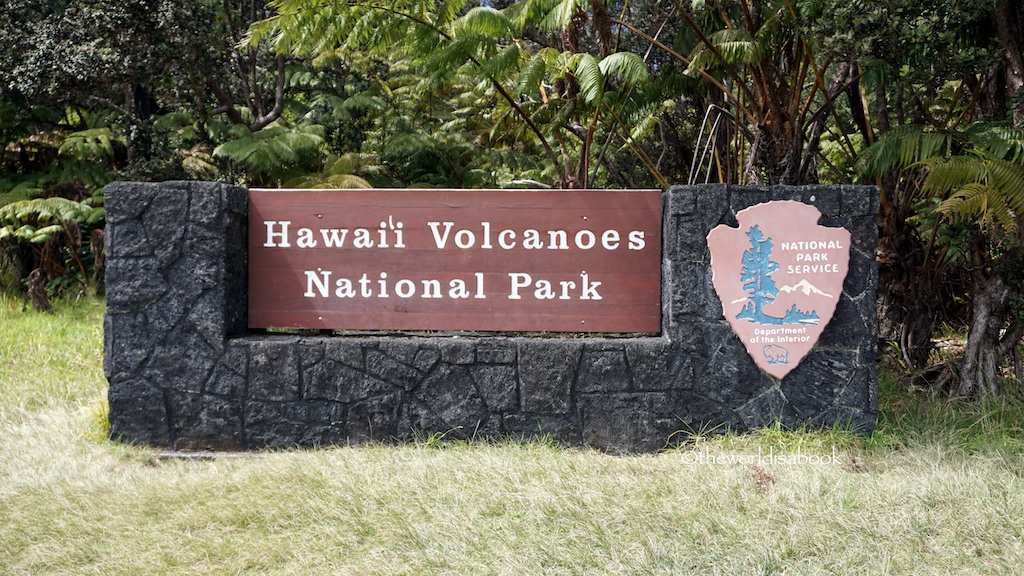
<box><xmin>601</xmin><ymin>229</ymin><xmax>620</xmax><ymax>250</ymax></box>
<box><xmin>395</xmin><ymin>279</ymin><xmax>416</xmax><ymax>298</ymax></box>
<box><xmin>781</xmin><ymin>240</ymin><xmax>843</xmax><ymax>251</ymax></box>
<box><xmin>628</xmin><ymin>230</ymin><xmax>645</xmax><ymax>250</ymax></box>
<box><xmin>448</xmin><ymin>278</ymin><xmax>470</xmax><ymax>299</ymax></box>
<box><xmin>393</xmin><ymin>219</ymin><xmax>406</xmax><ymax>248</ymax></box>
<box><xmin>427</xmin><ymin>221</ymin><xmax>454</xmax><ymax>248</ymax></box>
<box><xmin>421</xmin><ymin>279</ymin><xmax>441</xmax><ymax>299</ymax></box>
<box><xmin>580</xmin><ymin>272</ymin><xmax>602</xmax><ymax>300</ymax></box>
<box><xmin>474</xmin><ymin>272</ymin><xmax>485</xmax><ymax>299</ymax></box>
<box><xmin>353</xmin><ymin>228</ymin><xmax>374</xmax><ymax>248</ymax></box>
<box><xmin>508</xmin><ymin>272</ymin><xmax>531</xmax><ymax>299</ymax></box>
<box><xmin>480</xmin><ymin>221</ymin><xmax>493</xmax><ymax>249</ymax></box>
<box><xmin>559</xmin><ymin>280</ymin><xmax>576</xmax><ymax>299</ymax></box>
<box><xmin>320</xmin><ymin>228</ymin><xmax>349</xmax><ymax>247</ymax></box>
<box><xmin>335</xmin><ymin>278</ymin><xmax>355</xmax><ymax>298</ymax></box>
<box><xmin>534</xmin><ymin>280</ymin><xmax>556</xmax><ymax>300</ymax></box>
<box><xmin>498</xmin><ymin>229</ymin><xmax>516</xmax><ymax>249</ymax></box>
<box><xmin>304</xmin><ymin>270</ymin><xmax>329</xmax><ymax>297</ymax></box>
<box><xmin>264</xmin><ymin>221</ymin><xmax>291</xmax><ymax>247</ymax></box>
<box><xmin>575</xmin><ymin>230</ymin><xmax>596</xmax><ymax>250</ymax></box>
<box><xmin>548</xmin><ymin>230</ymin><xmax>568</xmax><ymax>250</ymax></box>
<box><xmin>523</xmin><ymin>229</ymin><xmax>544</xmax><ymax>249</ymax></box>
<box><xmin>785</xmin><ymin>264</ymin><xmax>840</xmax><ymax>274</ymax></box>
<box><xmin>455</xmin><ymin>229</ymin><xmax>475</xmax><ymax>249</ymax></box>
<box><xmin>296</xmin><ymin>227</ymin><xmax>317</xmax><ymax>248</ymax></box>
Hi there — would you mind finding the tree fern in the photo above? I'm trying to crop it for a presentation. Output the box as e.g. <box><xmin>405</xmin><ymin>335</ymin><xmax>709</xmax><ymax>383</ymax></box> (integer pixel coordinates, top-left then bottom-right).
<box><xmin>686</xmin><ymin>29</ymin><xmax>756</xmax><ymax>74</ymax></box>
<box><xmin>0</xmin><ymin>197</ymin><xmax>102</xmax><ymax>243</ymax></box>
<box><xmin>538</xmin><ymin>0</ymin><xmax>586</xmax><ymax>33</ymax></box>
<box><xmin>213</xmin><ymin>122</ymin><xmax>325</xmax><ymax>185</ymax></box>
<box><xmin>859</xmin><ymin>124</ymin><xmax>960</xmax><ymax>178</ymax></box>
<box><xmin>515</xmin><ymin>48</ymin><xmax>558</xmax><ymax>98</ymax></box>
<box><xmin>598</xmin><ymin>52</ymin><xmax>649</xmax><ymax>88</ymax></box>
<box><xmin>456</xmin><ymin>6</ymin><xmax>515</xmax><ymax>38</ymax></box>
<box><xmin>571</xmin><ymin>53</ymin><xmax>604</xmax><ymax>104</ymax></box>
<box><xmin>965</xmin><ymin>123</ymin><xmax>1024</xmax><ymax>164</ymax></box>
<box><xmin>57</xmin><ymin>128</ymin><xmax>123</xmax><ymax>161</ymax></box>
<box><xmin>926</xmin><ymin>154</ymin><xmax>1024</xmax><ymax>233</ymax></box>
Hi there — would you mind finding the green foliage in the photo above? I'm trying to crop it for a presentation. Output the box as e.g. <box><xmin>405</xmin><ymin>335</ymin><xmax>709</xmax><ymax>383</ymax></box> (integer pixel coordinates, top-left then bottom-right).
<box><xmin>213</xmin><ymin>122</ymin><xmax>326</xmax><ymax>186</ymax></box>
<box><xmin>1</xmin><ymin>0</ymin><xmax>1024</xmax><ymax>402</ymax></box>
<box><xmin>247</xmin><ymin>0</ymin><xmax>661</xmax><ymax>187</ymax></box>
<box><xmin>381</xmin><ymin>131</ymin><xmax>497</xmax><ymax>188</ymax></box>
<box><xmin>0</xmin><ymin>197</ymin><xmax>102</xmax><ymax>244</ymax></box>
<box><xmin>860</xmin><ymin>124</ymin><xmax>961</xmax><ymax>178</ymax></box>
<box><xmin>862</xmin><ymin>122</ymin><xmax>1024</xmax><ymax>231</ymax></box>
<box><xmin>927</xmin><ymin>153</ymin><xmax>1024</xmax><ymax>232</ymax></box>
<box><xmin>281</xmin><ymin>152</ymin><xmax>375</xmax><ymax>188</ymax></box>
<box><xmin>57</xmin><ymin>128</ymin><xmax>123</xmax><ymax>162</ymax></box>
<box><xmin>0</xmin><ymin>103</ymin><xmax>112</xmax><ymax>300</ymax></box>
<box><xmin>803</xmin><ymin>0</ymin><xmax>998</xmax><ymax>88</ymax></box>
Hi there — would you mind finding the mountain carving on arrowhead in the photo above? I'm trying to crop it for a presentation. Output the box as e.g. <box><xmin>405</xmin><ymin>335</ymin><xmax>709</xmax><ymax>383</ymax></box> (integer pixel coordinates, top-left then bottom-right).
<box><xmin>779</xmin><ymin>279</ymin><xmax>834</xmax><ymax>298</ymax></box>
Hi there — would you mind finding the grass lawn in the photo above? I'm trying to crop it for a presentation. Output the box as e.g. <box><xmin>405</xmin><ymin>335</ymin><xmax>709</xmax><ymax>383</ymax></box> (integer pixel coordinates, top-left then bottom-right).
<box><xmin>2</xmin><ymin>296</ymin><xmax>1023</xmax><ymax>575</ymax></box>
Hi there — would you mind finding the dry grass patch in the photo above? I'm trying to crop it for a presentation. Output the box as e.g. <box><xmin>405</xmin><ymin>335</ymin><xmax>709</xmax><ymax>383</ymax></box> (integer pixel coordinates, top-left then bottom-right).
<box><xmin>2</xmin><ymin>299</ymin><xmax>1024</xmax><ymax>575</ymax></box>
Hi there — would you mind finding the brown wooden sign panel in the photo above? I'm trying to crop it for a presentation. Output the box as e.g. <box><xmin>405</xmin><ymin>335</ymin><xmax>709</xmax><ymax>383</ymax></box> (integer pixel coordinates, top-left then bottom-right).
<box><xmin>248</xmin><ymin>189</ymin><xmax>662</xmax><ymax>332</ymax></box>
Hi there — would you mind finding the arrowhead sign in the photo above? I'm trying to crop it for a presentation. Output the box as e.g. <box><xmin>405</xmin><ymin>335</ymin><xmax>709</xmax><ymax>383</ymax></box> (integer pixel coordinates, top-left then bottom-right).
<box><xmin>707</xmin><ymin>201</ymin><xmax>851</xmax><ymax>379</ymax></box>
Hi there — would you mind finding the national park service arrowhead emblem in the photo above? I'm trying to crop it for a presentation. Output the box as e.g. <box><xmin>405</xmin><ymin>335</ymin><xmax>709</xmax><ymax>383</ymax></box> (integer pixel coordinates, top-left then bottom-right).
<box><xmin>707</xmin><ymin>201</ymin><xmax>851</xmax><ymax>379</ymax></box>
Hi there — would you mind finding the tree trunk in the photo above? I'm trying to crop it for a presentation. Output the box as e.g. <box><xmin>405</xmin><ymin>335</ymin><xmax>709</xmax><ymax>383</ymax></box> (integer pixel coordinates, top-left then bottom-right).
<box><xmin>993</xmin><ymin>0</ymin><xmax>1024</xmax><ymax>124</ymax></box>
<box><xmin>877</xmin><ymin>190</ymin><xmax>937</xmax><ymax>369</ymax></box>
<box><xmin>953</xmin><ymin>274</ymin><xmax>1024</xmax><ymax>398</ymax></box>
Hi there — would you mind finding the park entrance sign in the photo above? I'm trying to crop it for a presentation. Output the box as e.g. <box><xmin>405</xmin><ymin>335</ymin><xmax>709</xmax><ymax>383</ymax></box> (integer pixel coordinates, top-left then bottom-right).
<box><xmin>104</xmin><ymin>182</ymin><xmax>879</xmax><ymax>453</ymax></box>
<box><xmin>248</xmin><ymin>189</ymin><xmax>662</xmax><ymax>333</ymax></box>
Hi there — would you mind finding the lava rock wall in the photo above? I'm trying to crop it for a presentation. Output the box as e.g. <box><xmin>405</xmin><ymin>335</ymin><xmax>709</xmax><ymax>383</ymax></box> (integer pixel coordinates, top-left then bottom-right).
<box><xmin>105</xmin><ymin>182</ymin><xmax>877</xmax><ymax>452</ymax></box>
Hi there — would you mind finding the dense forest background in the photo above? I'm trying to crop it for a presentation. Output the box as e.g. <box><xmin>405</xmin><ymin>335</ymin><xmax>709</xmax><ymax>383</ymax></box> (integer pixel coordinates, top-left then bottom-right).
<box><xmin>2</xmin><ymin>0</ymin><xmax>1023</xmax><ymax>397</ymax></box>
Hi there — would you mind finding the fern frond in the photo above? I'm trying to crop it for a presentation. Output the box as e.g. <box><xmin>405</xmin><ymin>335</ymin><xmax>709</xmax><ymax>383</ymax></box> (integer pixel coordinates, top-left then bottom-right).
<box><xmin>598</xmin><ymin>52</ymin><xmax>649</xmax><ymax>87</ymax></box>
<box><xmin>686</xmin><ymin>29</ymin><xmax>755</xmax><ymax>74</ymax></box>
<box><xmin>570</xmin><ymin>53</ymin><xmax>604</xmax><ymax>105</ymax></box>
<box><xmin>538</xmin><ymin>0</ymin><xmax>585</xmax><ymax>32</ymax></box>
<box><xmin>860</xmin><ymin>125</ymin><xmax>958</xmax><ymax>177</ymax></box>
<box><xmin>433</xmin><ymin>0</ymin><xmax>470</xmax><ymax>28</ymax></box>
<box><xmin>514</xmin><ymin>48</ymin><xmax>555</xmax><ymax>98</ymax></box>
<box><xmin>937</xmin><ymin>183</ymin><xmax>1015</xmax><ymax>231</ymax></box>
<box><xmin>477</xmin><ymin>43</ymin><xmax>522</xmax><ymax>81</ymax></box>
<box><xmin>324</xmin><ymin>152</ymin><xmax>365</xmax><ymax>176</ymax></box>
<box><xmin>0</xmin><ymin>197</ymin><xmax>102</xmax><ymax>243</ymax></box>
<box><xmin>925</xmin><ymin>154</ymin><xmax>1024</xmax><ymax>232</ymax></box>
<box><xmin>153</xmin><ymin>111</ymin><xmax>196</xmax><ymax>132</ymax></box>
<box><xmin>423</xmin><ymin>33</ymin><xmax>491</xmax><ymax>79</ymax></box>
<box><xmin>58</xmin><ymin>128</ymin><xmax>123</xmax><ymax>161</ymax></box>
<box><xmin>966</xmin><ymin>122</ymin><xmax>1024</xmax><ymax>163</ymax></box>
<box><xmin>213</xmin><ymin>123</ymin><xmax>324</xmax><ymax>177</ymax></box>
<box><xmin>456</xmin><ymin>6</ymin><xmax>514</xmax><ymax>38</ymax></box>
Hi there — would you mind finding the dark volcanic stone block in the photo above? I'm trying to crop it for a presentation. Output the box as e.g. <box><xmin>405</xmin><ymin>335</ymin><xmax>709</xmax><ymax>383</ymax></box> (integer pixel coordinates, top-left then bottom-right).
<box><xmin>577</xmin><ymin>348</ymin><xmax>630</xmax><ymax>393</ymax></box>
<box><xmin>580</xmin><ymin>392</ymin><xmax>677</xmax><ymax>452</ymax></box>
<box><xmin>247</xmin><ymin>339</ymin><xmax>301</xmax><ymax>402</ymax></box>
<box><xmin>470</xmin><ymin>364</ymin><xmax>518</xmax><ymax>412</ymax></box>
<box><xmin>168</xmin><ymin>390</ymin><xmax>245</xmax><ymax>450</ymax></box>
<box><xmin>518</xmin><ymin>340</ymin><xmax>583</xmax><ymax>414</ymax></box>
<box><xmin>412</xmin><ymin>363</ymin><xmax>488</xmax><ymax>430</ymax></box>
<box><xmin>107</xmin><ymin>379</ymin><xmax>170</xmax><ymax>446</ymax></box>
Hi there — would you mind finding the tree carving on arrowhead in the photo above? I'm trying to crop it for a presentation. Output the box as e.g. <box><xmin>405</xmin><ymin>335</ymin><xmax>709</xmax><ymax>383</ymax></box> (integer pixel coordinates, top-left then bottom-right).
<box><xmin>734</xmin><ymin>225</ymin><xmax>821</xmax><ymax>327</ymax></box>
